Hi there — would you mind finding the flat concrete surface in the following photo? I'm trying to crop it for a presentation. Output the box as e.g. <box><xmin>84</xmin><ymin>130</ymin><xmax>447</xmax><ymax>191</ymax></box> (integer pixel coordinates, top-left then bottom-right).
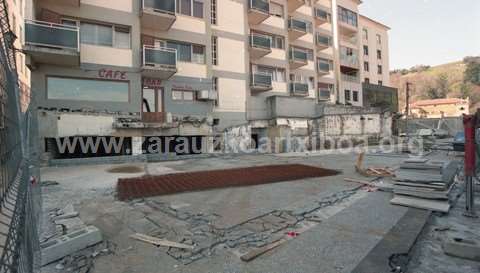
<box><xmin>38</xmin><ymin>152</ymin><xmax>465</xmax><ymax>273</ymax></box>
<box><xmin>352</xmin><ymin>208</ymin><xmax>431</xmax><ymax>273</ymax></box>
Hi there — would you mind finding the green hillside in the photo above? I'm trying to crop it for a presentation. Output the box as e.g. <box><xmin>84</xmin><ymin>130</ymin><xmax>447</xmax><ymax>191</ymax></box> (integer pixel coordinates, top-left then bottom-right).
<box><xmin>390</xmin><ymin>57</ymin><xmax>480</xmax><ymax>113</ymax></box>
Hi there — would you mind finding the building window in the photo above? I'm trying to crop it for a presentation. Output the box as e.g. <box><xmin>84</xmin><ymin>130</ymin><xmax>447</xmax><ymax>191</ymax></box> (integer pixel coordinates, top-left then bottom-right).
<box><xmin>378</xmin><ymin>80</ymin><xmax>383</xmax><ymax>86</ymax></box>
<box><xmin>272</xmin><ymin>36</ymin><xmax>285</xmax><ymax>49</ymax></box>
<box><xmin>378</xmin><ymin>65</ymin><xmax>383</xmax><ymax>75</ymax></box>
<box><xmin>377</xmin><ymin>50</ymin><xmax>382</xmax><ymax>60</ymax></box>
<box><xmin>363</xmin><ymin>45</ymin><xmax>369</xmax><ymax>56</ymax></box>
<box><xmin>344</xmin><ymin>89</ymin><xmax>351</xmax><ymax>101</ymax></box>
<box><xmin>211</xmin><ymin>36</ymin><xmax>218</xmax><ymax>65</ymax></box>
<box><xmin>80</xmin><ymin>22</ymin><xmax>113</xmax><ymax>47</ymax></box>
<box><xmin>47</xmin><ymin>77</ymin><xmax>129</xmax><ymax>102</ymax></box>
<box><xmin>167</xmin><ymin>41</ymin><xmax>205</xmax><ymax>64</ymax></box>
<box><xmin>256</xmin><ymin>65</ymin><xmax>286</xmax><ymax>82</ymax></box>
<box><xmin>177</xmin><ymin>0</ymin><xmax>204</xmax><ymax>18</ymax></box>
<box><xmin>211</xmin><ymin>0</ymin><xmax>217</xmax><ymax>25</ymax></box>
<box><xmin>365</xmin><ymin>78</ymin><xmax>370</xmax><ymax>84</ymax></box>
<box><xmin>270</xmin><ymin>2</ymin><xmax>284</xmax><ymax>18</ymax></box>
<box><xmin>172</xmin><ymin>90</ymin><xmax>195</xmax><ymax>101</ymax></box>
<box><xmin>213</xmin><ymin>77</ymin><xmax>219</xmax><ymax>106</ymax></box>
<box><xmin>114</xmin><ymin>26</ymin><xmax>131</xmax><ymax>49</ymax></box>
<box><xmin>352</xmin><ymin>91</ymin><xmax>359</xmax><ymax>102</ymax></box>
<box><xmin>338</xmin><ymin>6</ymin><xmax>358</xmax><ymax>27</ymax></box>
<box><xmin>307</xmin><ymin>49</ymin><xmax>314</xmax><ymax>61</ymax></box>
<box><xmin>193</xmin><ymin>0</ymin><xmax>204</xmax><ymax>18</ymax></box>
<box><xmin>80</xmin><ymin>22</ymin><xmax>131</xmax><ymax>49</ymax></box>
<box><xmin>376</xmin><ymin>34</ymin><xmax>382</xmax><ymax>44</ymax></box>
<box><xmin>362</xmin><ymin>28</ymin><xmax>368</xmax><ymax>40</ymax></box>
<box><xmin>364</xmin><ymin>61</ymin><xmax>369</xmax><ymax>72</ymax></box>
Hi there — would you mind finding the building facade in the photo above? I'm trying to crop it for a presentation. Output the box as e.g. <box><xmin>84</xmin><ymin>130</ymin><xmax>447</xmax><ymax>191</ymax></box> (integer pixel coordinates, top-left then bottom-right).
<box><xmin>6</xmin><ymin>0</ymin><xmax>31</xmax><ymax>112</ymax></box>
<box><xmin>23</xmin><ymin>0</ymin><xmax>392</xmax><ymax>160</ymax></box>
<box><xmin>410</xmin><ymin>98</ymin><xmax>470</xmax><ymax>118</ymax></box>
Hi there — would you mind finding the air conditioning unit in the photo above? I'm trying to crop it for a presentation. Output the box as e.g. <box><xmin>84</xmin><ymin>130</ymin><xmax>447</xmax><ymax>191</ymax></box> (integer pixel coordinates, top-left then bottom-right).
<box><xmin>197</xmin><ymin>90</ymin><xmax>217</xmax><ymax>101</ymax></box>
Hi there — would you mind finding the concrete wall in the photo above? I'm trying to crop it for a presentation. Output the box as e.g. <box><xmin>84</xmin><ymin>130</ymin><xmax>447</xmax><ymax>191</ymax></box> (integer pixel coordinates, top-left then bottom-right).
<box><xmin>397</xmin><ymin>117</ymin><xmax>464</xmax><ymax>136</ymax></box>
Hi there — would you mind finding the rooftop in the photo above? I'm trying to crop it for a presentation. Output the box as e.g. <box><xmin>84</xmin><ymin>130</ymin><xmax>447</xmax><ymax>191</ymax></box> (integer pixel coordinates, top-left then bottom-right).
<box><xmin>410</xmin><ymin>98</ymin><xmax>469</xmax><ymax>108</ymax></box>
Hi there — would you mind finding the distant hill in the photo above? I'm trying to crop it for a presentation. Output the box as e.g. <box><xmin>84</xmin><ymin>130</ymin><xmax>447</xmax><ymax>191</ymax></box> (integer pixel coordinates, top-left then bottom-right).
<box><xmin>390</xmin><ymin>57</ymin><xmax>480</xmax><ymax>114</ymax></box>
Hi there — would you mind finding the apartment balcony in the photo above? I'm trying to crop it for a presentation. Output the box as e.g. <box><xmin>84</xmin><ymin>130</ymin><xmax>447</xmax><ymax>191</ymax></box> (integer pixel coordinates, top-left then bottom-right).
<box><xmin>249</xmin><ymin>33</ymin><xmax>272</xmax><ymax>59</ymax></box>
<box><xmin>289</xmin><ymin>47</ymin><xmax>308</xmax><ymax>69</ymax></box>
<box><xmin>250</xmin><ymin>72</ymin><xmax>273</xmax><ymax>92</ymax></box>
<box><xmin>287</xmin><ymin>0</ymin><xmax>304</xmax><ymax>12</ymax></box>
<box><xmin>141</xmin><ymin>0</ymin><xmax>176</xmax><ymax>31</ymax></box>
<box><xmin>290</xmin><ymin>82</ymin><xmax>309</xmax><ymax>96</ymax></box>
<box><xmin>314</xmin><ymin>7</ymin><xmax>330</xmax><ymax>26</ymax></box>
<box><xmin>248</xmin><ymin>0</ymin><xmax>270</xmax><ymax>25</ymax></box>
<box><xmin>338</xmin><ymin>19</ymin><xmax>358</xmax><ymax>35</ymax></box>
<box><xmin>315</xmin><ymin>33</ymin><xmax>332</xmax><ymax>50</ymax></box>
<box><xmin>23</xmin><ymin>20</ymin><xmax>80</xmax><ymax>67</ymax></box>
<box><xmin>288</xmin><ymin>18</ymin><xmax>308</xmax><ymax>40</ymax></box>
<box><xmin>340</xmin><ymin>54</ymin><xmax>360</xmax><ymax>69</ymax></box>
<box><xmin>318</xmin><ymin>88</ymin><xmax>332</xmax><ymax>101</ymax></box>
<box><xmin>142</xmin><ymin>45</ymin><xmax>177</xmax><ymax>79</ymax></box>
<box><xmin>317</xmin><ymin>60</ymin><xmax>331</xmax><ymax>75</ymax></box>
<box><xmin>339</xmin><ymin>34</ymin><xmax>358</xmax><ymax>46</ymax></box>
<box><xmin>341</xmin><ymin>73</ymin><xmax>360</xmax><ymax>83</ymax></box>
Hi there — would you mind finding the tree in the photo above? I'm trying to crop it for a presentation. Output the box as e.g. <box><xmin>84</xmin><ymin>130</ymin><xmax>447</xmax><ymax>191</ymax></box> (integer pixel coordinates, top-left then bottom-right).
<box><xmin>464</xmin><ymin>56</ymin><xmax>480</xmax><ymax>85</ymax></box>
<box><xmin>435</xmin><ymin>73</ymin><xmax>449</xmax><ymax>98</ymax></box>
<box><xmin>423</xmin><ymin>86</ymin><xmax>443</xmax><ymax>99</ymax></box>
<box><xmin>460</xmin><ymin>82</ymin><xmax>472</xmax><ymax>99</ymax></box>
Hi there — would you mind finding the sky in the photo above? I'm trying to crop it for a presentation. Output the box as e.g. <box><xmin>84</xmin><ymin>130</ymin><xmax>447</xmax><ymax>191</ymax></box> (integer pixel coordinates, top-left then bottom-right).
<box><xmin>359</xmin><ymin>0</ymin><xmax>480</xmax><ymax>70</ymax></box>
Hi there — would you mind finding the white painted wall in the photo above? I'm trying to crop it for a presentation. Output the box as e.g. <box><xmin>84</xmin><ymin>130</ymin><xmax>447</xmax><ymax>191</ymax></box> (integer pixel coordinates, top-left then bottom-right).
<box><xmin>216</xmin><ymin>78</ymin><xmax>246</xmax><ymax>112</ymax></box>
<box><xmin>176</xmin><ymin>62</ymin><xmax>207</xmax><ymax>78</ymax></box>
<box><xmin>81</xmin><ymin>0</ymin><xmax>133</xmax><ymax>12</ymax></box>
<box><xmin>213</xmin><ymin>0</ymin><xmax>246</xmax><ymax>35</ymax></box>
<box><xmin>215</xmin><ymin>37</ymin><xmax>246</xmax><ymax>74</ymax></box>
<box><xmin>80</xmin><ymin>44</ymin><xmax>133</xmax><ymax>67</ymax></box>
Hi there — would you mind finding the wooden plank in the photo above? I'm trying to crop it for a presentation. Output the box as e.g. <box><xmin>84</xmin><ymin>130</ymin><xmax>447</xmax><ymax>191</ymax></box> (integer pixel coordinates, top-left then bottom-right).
<box><xmin>130</xmin><ymin>233</ymin><xmax>194</xmax><ymax>249</ymax></box>
<box><xmin>240</xmin><ymin>238</ymin><xmax>287</xmax><ymax>262</ymax></box>
<box><xmin>390</xmin><ymin>196</ymin><xmax>450</xmax><ymax>213</ymax></box>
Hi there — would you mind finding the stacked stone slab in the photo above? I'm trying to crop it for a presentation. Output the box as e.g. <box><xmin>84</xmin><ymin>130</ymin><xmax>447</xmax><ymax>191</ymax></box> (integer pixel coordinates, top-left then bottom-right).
<box><xmin>390</xmin><ymin>159</ymin><xmax>459</xmax><ymax>212</ymax></box>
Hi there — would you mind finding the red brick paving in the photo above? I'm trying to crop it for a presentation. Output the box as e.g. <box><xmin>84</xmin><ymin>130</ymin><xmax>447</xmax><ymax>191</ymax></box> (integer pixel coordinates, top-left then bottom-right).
<box><xmin>117</xmin><ymin>164</ymin><xmax>340</xmax><ymax>201</ymax></box>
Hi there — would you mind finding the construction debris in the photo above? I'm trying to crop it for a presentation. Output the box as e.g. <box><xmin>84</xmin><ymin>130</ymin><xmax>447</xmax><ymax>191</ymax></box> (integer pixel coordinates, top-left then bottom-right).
<box><xmin>443</xmin><ymin>236</ymin><xmax>480</xmax><ymax>261</ymax></box>
<box><xmin>390</xmin><ymin>159</ymin><xmax>459</xmax><ymax>213</ymax></box>
<box><xmin>41</xmin><ymin>226</ymin><xmax>103</xmax><ymax>266</ymax></box>
<box><xmin>355</xmin><ymin>152</ymin><xmax>395</xmax><ymax>177</ymax></box>
<box><xmin>130</xmin><ymin>233</ymin><xmax>195</xmax><ymax>249</ymax></box>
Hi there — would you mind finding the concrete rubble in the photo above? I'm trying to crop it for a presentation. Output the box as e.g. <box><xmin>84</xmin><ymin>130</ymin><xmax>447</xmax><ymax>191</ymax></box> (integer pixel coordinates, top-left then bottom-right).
<box><xmin>391</xmin><ymin>158</ymin><xmax>459</xmax><ymax>212</ymax></box>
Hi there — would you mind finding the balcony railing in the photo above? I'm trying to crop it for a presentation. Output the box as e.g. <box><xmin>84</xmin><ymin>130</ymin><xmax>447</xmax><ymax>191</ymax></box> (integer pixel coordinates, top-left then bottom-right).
<box><xmin>340</xmin><ymin>54</ymin><xmax>359</xmax><ymax>67</ymax></box>
<box><xmin>340</xmin><ymin>34</ymin><xmax>358</xmax><ymax>45</ymax></box>
<box><xmin>290</xmin><ymin>82</ymin><xmax>309</xmax><ymax>95</ymax></box>
<box><xmin>318</xmin><ymin>89</ymin><xmax>331</xmax><ymax>100</ymax></box>
<box><xmin>316</xmin><ymin>34</ymin><xmax>331</xmax><ymax>47</ymax></box>
<box><xmin>341</xmin><ymin>74</ymin><xmax>360</xmax><ymax>83</ymax></box>
<box><xmin>25</xmin><ymin>19</ymin><xmax>79</xmax><ymax>50</ymax></box>
<box><xmin>250</xmin><ymin>33</ymin><xmax>271</xmax><ymax>50</ymax></box>
<box><xmin>249</xmin><ymin>0</ymin><xmax>269</xmax><ymax>14</ymax></box>
<box><xmin>314</xmin><ymin>8</ymin><xmax>330</xmax><ymax>21</ymax></box>
<box><xmin>142</xmin><ymin>0</ymin><xmax>176</xmax><ymax>14</ymax></box>
<box><xmin>251</xmin><ymin>72</ymin><xmax>272</xmax><ymax>87</ymax></box>
<box><xmin>289</xmin><ymin>48</ymin><xmax>308</xmax><ymax>62</ymax></box>
<box><xmin>288</xmin><ymin>18</ymin><xmax>308</xmax><ymax>33</ymax></box>
<box><xmin>317</xmin><ymin>61</ymin><xmax>331</xmax><ymax>73</ymax></box>
<box><xmin>143</xmin><ymin>45</ymin><xmax>177</xmax><ymax>68</ymax></box>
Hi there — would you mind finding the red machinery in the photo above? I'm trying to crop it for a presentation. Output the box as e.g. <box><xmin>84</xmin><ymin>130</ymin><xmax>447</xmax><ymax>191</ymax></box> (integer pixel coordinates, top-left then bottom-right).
<box><xmin>463</xmin><ymin>110</ymin><xmax>479</xmax><ymax>217</ymax></box>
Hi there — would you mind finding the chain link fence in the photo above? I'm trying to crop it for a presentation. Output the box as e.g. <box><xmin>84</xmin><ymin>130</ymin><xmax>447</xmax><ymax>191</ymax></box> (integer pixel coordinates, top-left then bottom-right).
<box><xmin>0</xmin><ymin>0</ymin><xmax>41</xmax><ymax>272</ymax></box>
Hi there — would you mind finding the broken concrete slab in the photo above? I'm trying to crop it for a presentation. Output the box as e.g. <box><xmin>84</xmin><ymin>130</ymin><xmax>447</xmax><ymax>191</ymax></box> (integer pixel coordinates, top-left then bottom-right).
<box><xmin>443</xmin><ymin>237</ymin><xmax>480</xmax><ymax>261</ymax></box>
<box><xmin>41</xmin><ymin>226</ymin><xmax>102</xmax><ymax>266</ymax></box>
<box><xmin>390</xmin><ymin>196</ymin><xmax>450</xmax><ymax>213</ymax></box>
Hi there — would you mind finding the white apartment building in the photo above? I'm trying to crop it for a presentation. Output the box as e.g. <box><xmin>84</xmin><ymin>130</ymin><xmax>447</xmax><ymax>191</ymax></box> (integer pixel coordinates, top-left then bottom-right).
<box><xmin>22</xmin><ymin>0</ymin><xmax>393</xmax><ymax>160</ymax></box>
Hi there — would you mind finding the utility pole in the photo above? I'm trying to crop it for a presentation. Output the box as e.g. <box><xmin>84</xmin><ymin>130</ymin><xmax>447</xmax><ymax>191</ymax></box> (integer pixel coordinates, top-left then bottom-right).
<box><xmin>404</xmin><ymin>82</ymin><xmax>412</xmax><ymax>137</ymax></box>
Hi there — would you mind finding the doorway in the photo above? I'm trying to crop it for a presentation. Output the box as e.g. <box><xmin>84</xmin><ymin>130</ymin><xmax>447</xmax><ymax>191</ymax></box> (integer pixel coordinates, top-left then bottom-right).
<box><xmin>142</xmin><ymin>87</ymin><xmax>163</xmax><ymax>113</ymax></box>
